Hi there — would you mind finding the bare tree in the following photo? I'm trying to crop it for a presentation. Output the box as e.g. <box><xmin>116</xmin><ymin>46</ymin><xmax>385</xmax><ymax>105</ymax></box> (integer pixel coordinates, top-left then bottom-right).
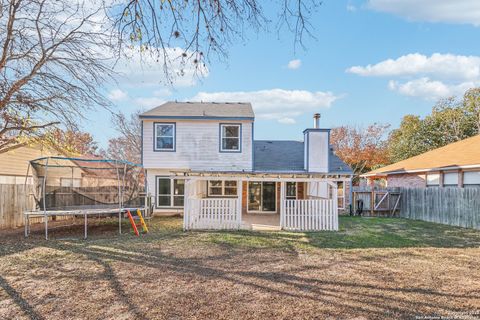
<box><xmin>0</xmin><ymin>0</ymin><xmax>115</xmax><ymax>153</ymax></box>
<box><xmin>113</xmin><ymin>0</ymin><xmax>321</xmax><ymax>83</ymax></box>
<box><xmin>101</xmin><ymin>110</ymin><xmax>142</xmax><ymax>163</ymax></box>
<box><xmin>44</xmin><ymin>128</ymin><xmax>99</xmax><ymax>156</ymax></box>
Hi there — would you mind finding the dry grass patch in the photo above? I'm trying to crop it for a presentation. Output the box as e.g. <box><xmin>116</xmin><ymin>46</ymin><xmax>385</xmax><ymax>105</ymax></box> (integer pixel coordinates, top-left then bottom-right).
<box><xmin>0</xmin><ymin>216</ymin><xmax>479</xmax><ymax>319</ymax></box>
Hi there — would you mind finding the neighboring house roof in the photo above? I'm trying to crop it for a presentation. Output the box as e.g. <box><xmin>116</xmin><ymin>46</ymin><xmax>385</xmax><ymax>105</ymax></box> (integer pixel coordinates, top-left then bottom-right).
<box><xmin>253</xmin><ymin>140</ymin><xmax>353</xmax><ymax>174</ymax></box>
<box><xmin>362</xmin><ymin>135</ymin><xmax>480</xmax><ymax>177</ymax></box>
<box><xmin>139</xmin><ymin>101</ymin><xmax>255</xmax><ymax>119</ymax></box>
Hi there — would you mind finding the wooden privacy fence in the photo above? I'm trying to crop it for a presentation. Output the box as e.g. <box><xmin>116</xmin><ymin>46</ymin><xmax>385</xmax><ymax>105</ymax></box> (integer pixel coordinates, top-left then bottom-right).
<box><xmin>184</xmin><ymin>198</ymin><xmax>241</xmax><ymax>230</ymax></box>
<box><xmin>281</xmin><ymin>199</ymin><xmax>338</xmax><ymax>231</ymax></box>
<box><xmin>400</xmin><ymin>187</ymin><xmax>480</xmax><ymax>229</ymax></box>
<box><xmin>0</xmin><ymin>184</ymin><xmax>35</xmax><ymax>229</ymax></box>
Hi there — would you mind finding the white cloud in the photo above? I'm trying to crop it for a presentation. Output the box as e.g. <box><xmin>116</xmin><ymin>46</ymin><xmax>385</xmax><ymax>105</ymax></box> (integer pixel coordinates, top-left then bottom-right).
<box><xmin>190</xmin><ymin>89</ymin><xmax>339</xmax><ymax>123</ymax></box>
<box><xmin>346</xmin><ymin>4</ymin><xmax>357</xmax><ymax>12</ymax></box>
<box><xmin>131</xmin><ymin>86</ymin><xmax>173</xmax><ymax>108</ymax></box>
<box><xmin>367</xmin><ymin>0</ymin><xmax>480</xmax><ymax>26</ymax></box>
<box><xmin>107</xmin><ymin>89</ymin><xmax>128</xmax><ymax>101</ymax></box>
<box><xmin>347</xmin><ymin>53</ymin><xmax>480</xmax><ymax>81</ymax></box>
<box><xmin>287</xmin><ymin>59</ymin><xmax>302</xmax><ymax>70</ymax></box>
<box><xmin>108</xmin><ymin>83</ymin><xmax>172</xmax><ymax>108</ymax></box>
<box><xmin>153</xmin><ymin>88</ymin><xmax>173</xmax><ymax>97</ymax></box>
<box><xmin>278</xmin><ymin>117</ymin><xmax>297</xmax><ymax>124</ymax></box>
<box><xmin>388</xmin><ymin>78</ymin><xmax>478</xmax><ymax>100</ymax></box>
<box><xmin>347</xmin><ymin>53</ymin><xmax>480</xmax><ymax>100</ymax></box>
<box><xmin>114</xmin><ymin>47</ymin><xmax>209</xmax><ymax>88</ymax></box>
<box><xmin>134</xmin><ymin>97</ymin><xmax>167</xmax><ymax>109</ymax></box>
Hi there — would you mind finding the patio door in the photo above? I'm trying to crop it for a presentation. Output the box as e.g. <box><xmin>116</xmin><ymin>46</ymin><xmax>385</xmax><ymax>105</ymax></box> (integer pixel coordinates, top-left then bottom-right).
<box><xmin>248</xmin><ymin>182</ymin><xmax>276</xmax><ymax>213</ymax></box>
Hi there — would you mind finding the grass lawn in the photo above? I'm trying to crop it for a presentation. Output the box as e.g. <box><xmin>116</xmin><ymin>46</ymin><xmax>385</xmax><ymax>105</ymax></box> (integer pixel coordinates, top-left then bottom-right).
<box><xmin>1</xmin><ymin>216</ymin><xmax>480</xmax><ymax>319</ymax></box>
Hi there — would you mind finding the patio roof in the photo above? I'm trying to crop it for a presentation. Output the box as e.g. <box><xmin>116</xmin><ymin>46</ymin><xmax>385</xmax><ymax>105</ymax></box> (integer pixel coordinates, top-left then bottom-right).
<box><xmin>170</xmin><ymin>170</ymin><xmax>351</xmax><ymax>180</ymax></box>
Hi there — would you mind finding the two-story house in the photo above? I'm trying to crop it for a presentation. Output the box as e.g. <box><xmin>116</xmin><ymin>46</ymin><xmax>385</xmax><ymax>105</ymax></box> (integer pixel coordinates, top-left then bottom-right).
<box><xmin>140</xmin><ymin>101</ymin><xmax>352</xmax><ymax>230</ymax></box>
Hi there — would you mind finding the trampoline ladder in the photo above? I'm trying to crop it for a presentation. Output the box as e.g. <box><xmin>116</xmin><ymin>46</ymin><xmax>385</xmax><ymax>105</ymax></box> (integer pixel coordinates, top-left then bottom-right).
<box><xmin>126</xmin><ymin>210</ymin><xmax>149</xmax><ymax>236</ymax></box>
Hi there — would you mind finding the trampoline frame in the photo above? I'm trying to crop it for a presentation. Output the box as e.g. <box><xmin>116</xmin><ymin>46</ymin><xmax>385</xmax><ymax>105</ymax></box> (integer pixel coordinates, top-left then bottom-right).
<box><xmin>24</xmin><ymin>207</ymin><xmax>146</xmax><ymax>239</ymax></box>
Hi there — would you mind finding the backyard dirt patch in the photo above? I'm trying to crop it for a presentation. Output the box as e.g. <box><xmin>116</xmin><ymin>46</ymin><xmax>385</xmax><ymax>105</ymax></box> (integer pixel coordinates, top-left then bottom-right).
<box><xmin>0</xmin><ymin>217</ymin><xmax>479</xmax><ymax>319</ymax></box>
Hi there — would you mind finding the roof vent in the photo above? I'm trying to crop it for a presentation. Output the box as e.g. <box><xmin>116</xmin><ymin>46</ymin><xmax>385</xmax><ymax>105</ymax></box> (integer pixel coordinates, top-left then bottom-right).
<box><xmin>313</xmin><ymin>113</ymin><xmax>321</xmax><ymax>128</ymax></box>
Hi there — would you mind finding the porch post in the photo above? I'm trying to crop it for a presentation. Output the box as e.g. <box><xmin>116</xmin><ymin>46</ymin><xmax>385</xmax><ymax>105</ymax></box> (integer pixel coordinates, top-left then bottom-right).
<box><xmin>280</xmin><ymin>181</ymin><xmax>285</xmax><ymax>229</ymax></box>
<box><xmin>183</xmin><ymin>179</ymin><xmax>191</xmax><ymax>231</ymax></box>
<box><xmin>237</xmin><ymin>179</ymin><xmax>242</xmax><ymax>226</ymax></box>
<box><xmin>333</xmin><ymin>182</ymin><xmax>339</xmax><ymax>230</ymax></box>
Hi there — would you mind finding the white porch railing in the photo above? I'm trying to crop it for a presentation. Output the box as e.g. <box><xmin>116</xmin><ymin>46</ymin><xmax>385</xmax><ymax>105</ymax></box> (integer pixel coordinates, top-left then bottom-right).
<box><xmin>281</xmin><ymin>199</ymin><xmax>338</xmax><ymax>231</ymax></box>
<box><xmin>184</xmin><ymin>198</ymin><xmax>241</xmax><ymax>230</ymax></box>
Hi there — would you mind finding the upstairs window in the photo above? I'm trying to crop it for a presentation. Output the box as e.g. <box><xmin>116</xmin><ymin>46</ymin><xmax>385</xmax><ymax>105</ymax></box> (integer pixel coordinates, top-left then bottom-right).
<box><xmin>220</xmin><ymin>124</ymin><xmax>241</xmax><ymax>152</ymax></box>
<box><xmin>154</xmin><ymin>123</ymin><xmax>175</xmax><ymax>151</ymax></box>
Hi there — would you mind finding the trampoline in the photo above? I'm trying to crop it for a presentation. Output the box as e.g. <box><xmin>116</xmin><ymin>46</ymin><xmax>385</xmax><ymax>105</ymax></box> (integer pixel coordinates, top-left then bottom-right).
<box><xmin>23</xmin><ymin>156</ymin><xmax>149</xmax><ymax>239</ymax></box>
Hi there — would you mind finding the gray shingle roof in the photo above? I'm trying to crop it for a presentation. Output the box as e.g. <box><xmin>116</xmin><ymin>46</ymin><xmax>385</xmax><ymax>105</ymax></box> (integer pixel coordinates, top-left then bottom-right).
<box><xmin>254</xmin><ymin>141</ymin><xmax>305</xmax><ymax>172</ymax></box>
<box><xmin>253</xmin><ymin>140</ymin><xmax>352</xmax><ymax>174</ymax></box>
<box><xmin>139</xmin><ymin>101</ymin><xmax>254</xmax><ymax>118</ymax></box>
<box><xmin>329</xmin><ymin>151</ymin><xmax>353</xmax><ymax>174</ymax></box>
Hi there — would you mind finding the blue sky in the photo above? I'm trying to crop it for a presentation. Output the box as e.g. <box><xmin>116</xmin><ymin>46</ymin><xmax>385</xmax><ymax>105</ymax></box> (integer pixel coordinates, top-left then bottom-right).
<box><xmin>90</xmin><ymin>0</ymin><xmax>480</xmax><ymax>147</ymax></box>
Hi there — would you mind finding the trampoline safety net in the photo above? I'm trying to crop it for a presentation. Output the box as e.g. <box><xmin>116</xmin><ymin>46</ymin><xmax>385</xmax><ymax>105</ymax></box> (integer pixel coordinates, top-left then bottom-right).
<box><xmin>28</xmin><ymin>156</ymin><xmax>146</xmax><ymax>213</ymax></box>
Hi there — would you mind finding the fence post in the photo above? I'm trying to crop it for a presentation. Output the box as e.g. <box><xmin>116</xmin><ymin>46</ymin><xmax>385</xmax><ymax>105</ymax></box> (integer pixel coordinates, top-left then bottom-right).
<box><xmin>183</xmin><ymin>179</ymin><xmax>191</xmax><ymax>231</ymax></box>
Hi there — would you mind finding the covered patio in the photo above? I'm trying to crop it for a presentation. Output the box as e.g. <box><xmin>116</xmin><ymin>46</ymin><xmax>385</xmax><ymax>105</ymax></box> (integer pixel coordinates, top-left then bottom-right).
<box><xmin>179</xmin><ymin>171</ymin><xmax>343</xmax><ymax>232</ymax></box>
<box><xmin>242</xmin><ymin>214</ymin><xmax>281</xmax><ymax>231</ymax></box>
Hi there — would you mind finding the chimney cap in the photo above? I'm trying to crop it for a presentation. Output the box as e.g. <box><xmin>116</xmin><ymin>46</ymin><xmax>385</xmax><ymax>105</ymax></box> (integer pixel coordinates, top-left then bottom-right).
<box><xmin>313</xmin><ymin>113</ymin><xmax>321</xmax><ymax>128</ymax></box>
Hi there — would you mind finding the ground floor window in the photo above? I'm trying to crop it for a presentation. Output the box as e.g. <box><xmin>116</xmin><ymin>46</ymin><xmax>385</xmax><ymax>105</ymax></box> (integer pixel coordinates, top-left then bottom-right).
<box><xmin>207</xmin><ymin>180</ymin><xmax>238</xmax><ymax>196</ymax></box>
<box><xmin>248</xmin><ymin>181</ymin><xmax>276</xmax><ymax>212</ymax></box>
<box><xmin>337</xmin><ymin>181</ymin><xmax>345</xmax><ymax>209</ymax></box>
<box><xmin>156</xmin><ymin>177</ymin><xmax>184</xmax><ymax>207</ymax></box>
<box><xmin>286</xmin><ymin>182</ymin><xmax>297</xmax><ymax>200</ymax></box>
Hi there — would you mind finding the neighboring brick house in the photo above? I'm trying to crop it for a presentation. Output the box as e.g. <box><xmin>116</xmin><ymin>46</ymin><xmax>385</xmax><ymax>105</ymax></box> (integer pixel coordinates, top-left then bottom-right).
<box><xmin>361</xmin><ymin>135</ymin><xmax>480</xmax><ymax>188</ymax></box>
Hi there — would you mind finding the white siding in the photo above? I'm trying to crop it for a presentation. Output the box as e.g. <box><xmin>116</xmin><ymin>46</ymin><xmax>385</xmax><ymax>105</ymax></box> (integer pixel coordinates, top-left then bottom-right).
<box><xmin>142</xmin><ymin>119</ymin><xmax>253</xmax><ymax>171</ymax></box>
<box><xmin>305</xmin><ymin>131</ymin><xmax>329</xmax><ymax>173</ymax></box>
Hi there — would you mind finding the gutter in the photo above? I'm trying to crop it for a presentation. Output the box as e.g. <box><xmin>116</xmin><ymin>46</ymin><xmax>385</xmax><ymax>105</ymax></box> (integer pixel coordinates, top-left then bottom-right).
<box><xmin>361</xmin><ymin>163</ymin><xmax>480</xmax><ymax>178</ymax></box>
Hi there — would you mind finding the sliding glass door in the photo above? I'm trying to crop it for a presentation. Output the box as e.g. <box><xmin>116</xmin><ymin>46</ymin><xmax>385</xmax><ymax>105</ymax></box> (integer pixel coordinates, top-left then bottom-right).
<box><xmin>262</xmin><ymin>182</ymin><xmax>276</xmax><ymax>211</ymax></box>
<box><xmin>247</xmin><ymin>181</ymin><xmax>276</xmax><ymax>212</ymax></box>
<box><xmin>156</xmin><ymin>177</ymin><xmax>185</xmax><ymax>208</ymax></box>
